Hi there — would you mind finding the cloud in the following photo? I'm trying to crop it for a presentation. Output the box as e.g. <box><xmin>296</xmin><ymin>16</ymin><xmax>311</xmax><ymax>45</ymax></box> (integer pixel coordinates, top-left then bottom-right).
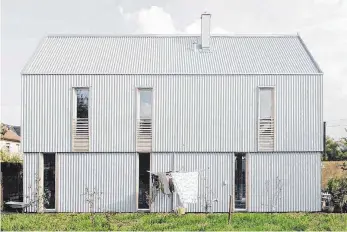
<box><xmin>119</xmin><ymin>6</ymin><xmax>229</xmax><ymax>34</ymax></box>
<box><xmin>119</xmin><ymin>6</ymin><xmax>177</xmax><ymax>34</ymax></box>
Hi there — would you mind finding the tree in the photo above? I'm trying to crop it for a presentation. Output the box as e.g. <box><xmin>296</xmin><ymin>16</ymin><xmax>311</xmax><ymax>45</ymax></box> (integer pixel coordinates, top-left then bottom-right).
<box><xmin>325</xmin><ymin>136</ymin><xmax>347</xmax><ymax>161</ymax></box>
<box><xmin>0</xmin><ymin>123</ymin><xmax>8</xmax><ymax>139</ymax></box>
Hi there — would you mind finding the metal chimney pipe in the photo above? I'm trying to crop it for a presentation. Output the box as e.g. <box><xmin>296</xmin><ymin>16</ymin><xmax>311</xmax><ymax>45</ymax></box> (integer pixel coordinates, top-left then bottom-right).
<box><xmin>201</xmin><ymin>12</ymin><xmax>211</xmax><ymax>49</ymax></box>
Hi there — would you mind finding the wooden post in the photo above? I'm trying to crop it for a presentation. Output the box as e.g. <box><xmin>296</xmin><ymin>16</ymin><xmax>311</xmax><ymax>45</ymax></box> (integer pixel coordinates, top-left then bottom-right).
<box><xmin>228</xmin><ymin>194</ymin><xmax>233</xmax><ymax>224</ymax></box>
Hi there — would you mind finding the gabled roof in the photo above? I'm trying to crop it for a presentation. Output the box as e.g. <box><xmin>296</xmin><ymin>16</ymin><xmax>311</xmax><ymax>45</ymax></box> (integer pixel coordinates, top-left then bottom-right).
<box><xmin>2</xmin><ymin>129</ymin><xmax>21</xmax><ymax>143</ymax></box>
<box><xmin>22</xmin><ymin>34</ymin><xmax>322</xmax><ymax>75</ymax></box>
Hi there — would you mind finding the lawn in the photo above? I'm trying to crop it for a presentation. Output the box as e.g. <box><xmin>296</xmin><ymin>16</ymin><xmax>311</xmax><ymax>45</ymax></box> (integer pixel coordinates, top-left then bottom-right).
<box><xmin>1</xmin><ymin>213</ymin><xmax>347</xmax><ymax>231</ymax></box>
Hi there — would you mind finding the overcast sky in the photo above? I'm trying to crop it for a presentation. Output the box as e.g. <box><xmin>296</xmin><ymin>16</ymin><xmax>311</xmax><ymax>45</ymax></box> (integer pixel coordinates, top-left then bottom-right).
<box><xmin>1</xmin><ymin>0</ymin><xmax>346</xmax><ymax>138</ymax></box>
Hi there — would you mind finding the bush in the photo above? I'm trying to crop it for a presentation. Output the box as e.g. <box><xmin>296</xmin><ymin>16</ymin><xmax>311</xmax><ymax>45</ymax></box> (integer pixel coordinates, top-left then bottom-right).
<box><xmin>0</xmin><ymin>150</ymin><xmax>23</xmax><ymax>163</ymax></box>
<box><xmin>327</xmin><ymin>177</ymin><xmax>347</xmax><ymax>213</ymax></box>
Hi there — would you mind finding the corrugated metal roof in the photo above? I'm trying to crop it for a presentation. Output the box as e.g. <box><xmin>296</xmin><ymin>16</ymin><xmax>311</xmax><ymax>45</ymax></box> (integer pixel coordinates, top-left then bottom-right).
<box><xmin>22</xmin><ymin>35</ymin><xmax>322</xmax><ymax>75</ymax></box>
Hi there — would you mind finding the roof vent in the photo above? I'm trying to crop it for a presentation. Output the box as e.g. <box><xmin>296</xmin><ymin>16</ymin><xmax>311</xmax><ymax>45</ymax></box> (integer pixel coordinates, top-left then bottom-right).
<box><xmin>192</xmin><ymin>41</ymin><xmax>200</xmax><ymax>51</ymax></box>
<box><xmin>201</xmin><ymin>12</ymin><xmax>211</xmax><ymax>50</ymax></box>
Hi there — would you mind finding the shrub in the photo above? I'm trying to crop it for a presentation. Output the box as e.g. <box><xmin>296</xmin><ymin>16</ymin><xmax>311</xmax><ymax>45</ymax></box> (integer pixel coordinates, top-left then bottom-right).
<box><xmin>327</xmin><ymin>177</ymin><xmax>347</xmax><ymax>213</ymax></box>
<box><xmin>0</xmin><ymin>150</ymin><xmax>23</xmax><ymax>163</ymax></box>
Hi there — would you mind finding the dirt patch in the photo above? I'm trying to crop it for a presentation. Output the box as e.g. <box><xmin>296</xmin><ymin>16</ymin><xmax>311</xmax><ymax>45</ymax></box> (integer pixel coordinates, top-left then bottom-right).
<box><xmin>322</xmin><ymin>161</ymin><xmax>347</xmax><ymax>189</ymax></box>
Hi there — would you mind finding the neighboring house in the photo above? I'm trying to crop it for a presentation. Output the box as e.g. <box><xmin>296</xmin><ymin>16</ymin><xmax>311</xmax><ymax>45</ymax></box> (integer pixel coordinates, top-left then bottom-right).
<box><xmin>0</xmin><ymin>124</ymin><xmax>21</xmax><ymax>153</ymax></box>
<box><xmin>21</xmin><ymin>13</ymin><xmax>323</xmax><ymax>213</ymax></box>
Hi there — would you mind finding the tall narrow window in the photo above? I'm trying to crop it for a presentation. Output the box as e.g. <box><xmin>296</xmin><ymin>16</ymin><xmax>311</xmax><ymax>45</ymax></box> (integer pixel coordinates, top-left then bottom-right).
<box><xmin>137</xmin><ymin>89</ymin><xmax>153</xmax><ymax>152</ymax></box>
<box><xmin>43</xmin><ymin>153</ymin><xmax>55</xmax><ymax>210</ymax></box>
<box><xmin>72</xmin><ymin>88</ymin><xmax>89</xmax><ymax>152</ymax></box>
<box><xmin>258</xmin><ymin>87</ymin><xmax>275</xmax><ymax>151</ymax></box>
<box><xmin>234</xmin><ymin>153</ymin><xmax>246</xmax><ymax>210</ymax></box>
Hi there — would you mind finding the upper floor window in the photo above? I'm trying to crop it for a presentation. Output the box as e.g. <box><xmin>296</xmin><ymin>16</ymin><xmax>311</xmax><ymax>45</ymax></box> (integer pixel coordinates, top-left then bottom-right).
<box><xmin>72</xmin><ymin>88</ymin><xmax>89</xmax><ymax>152</ymax></box>
<box><xmin>136</xmin><ymin>88</ymin><xmax>153</xmax><ymax>152</ymax></box>
<box><xmin>76</xmin><ymin>88</ymin><xmax>89</xmax><ymax>119</ymax></box>
<box><xmin>139</xmin><ymin>89</ymin><xmax>153</xmax><ymax>119</ymax></box>
<box><xmin>258</xmin><ymin>87</ymin><xmax>275</xmax><ymax>151</ymax></box>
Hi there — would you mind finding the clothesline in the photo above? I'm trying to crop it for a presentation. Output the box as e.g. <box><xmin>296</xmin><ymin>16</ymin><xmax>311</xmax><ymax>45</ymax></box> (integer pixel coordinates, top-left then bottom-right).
<box><xmin>147</xmin><ymin>167</ymin><xmax>209</xmax><ymax>174</ymax></box>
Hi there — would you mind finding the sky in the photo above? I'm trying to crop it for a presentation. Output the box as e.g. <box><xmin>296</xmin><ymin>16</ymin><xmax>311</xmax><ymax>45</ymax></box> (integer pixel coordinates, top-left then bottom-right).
<box><xmin>1</xmin><ymin>0</ymin><xmax>347</xmax><ymax>138</ymax></box>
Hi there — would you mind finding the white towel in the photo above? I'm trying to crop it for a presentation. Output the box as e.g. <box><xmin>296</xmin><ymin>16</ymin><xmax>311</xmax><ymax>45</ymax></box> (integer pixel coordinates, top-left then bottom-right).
<box><xmin>171</xmin><ymin>172</ymin><xmax>199</xmax><ymax>204</ymax></box>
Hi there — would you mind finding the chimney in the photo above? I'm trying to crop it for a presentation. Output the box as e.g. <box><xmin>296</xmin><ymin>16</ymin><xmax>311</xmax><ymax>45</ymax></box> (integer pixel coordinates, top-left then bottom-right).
<box><xmin>201</xmin><ymin>12</ymin><xmax>211</xmax><ymax>49</ymax></box>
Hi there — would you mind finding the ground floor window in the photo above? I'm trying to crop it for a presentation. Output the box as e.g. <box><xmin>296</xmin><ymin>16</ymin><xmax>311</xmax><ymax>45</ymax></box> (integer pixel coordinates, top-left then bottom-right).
<box><xmin>138</xmin><ymin>153</ymin><xmax>150</xmax><ymax>210</ymax></box>
<box><xmin>235</xmin><ymin>153</ymin><xmax>246</xmax><ymax>210</ymax></box>
<box><xmin>43</xmin><ymin>153</ymin><xmax>56</xmax><ymax>210</ymax></box>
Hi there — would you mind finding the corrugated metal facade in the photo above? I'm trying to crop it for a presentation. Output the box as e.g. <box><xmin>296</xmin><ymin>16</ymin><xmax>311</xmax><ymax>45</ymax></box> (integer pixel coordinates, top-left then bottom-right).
<box><xmin>57</xmin><ymin>153</ymin><xmax>137</xmax><ymax>212</ymax></box>
<box><xmin>248</xmin><ymin>152</ymin><xmax>321</xmax><ymax>212</ymax></box>
<box><xmin>23</xmin><ymin>153</ymin><xmax>137</xmax><ymax>212</ymax></box>
<box><xmin>23</xmin><ymin>153</ymin><xmax>39</xmax><ymax>212</ymax></box>
<box><xmin>21</xmin><ymin>35</ymin><xmax>323</xmax><ymax>213</ymax></box>
<box><xmin>151</xmin><ymin>153</ymin><xmax>234</xmax><ymax>212</ymax></box>
<box><xmin>22</xmin><ymin>74</ymin><xmax>323</xmax><ymax>153</ymax></box>
<box><xmin>22</xmin><ymin>35</ymin><xmax>321</xmax><ymax>75</ymax></box>
<box><xmin>23</xmin><ymin>152</ymin><xmax>321</xmax><ymax>212</ymax></box>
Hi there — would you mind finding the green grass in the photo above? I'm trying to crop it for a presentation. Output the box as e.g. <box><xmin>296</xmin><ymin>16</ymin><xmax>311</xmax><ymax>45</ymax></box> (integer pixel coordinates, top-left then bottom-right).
<box><xmin>1</xmin><ymin>213</ymin><xmax>347</xmax><ymax>231</ymax></box>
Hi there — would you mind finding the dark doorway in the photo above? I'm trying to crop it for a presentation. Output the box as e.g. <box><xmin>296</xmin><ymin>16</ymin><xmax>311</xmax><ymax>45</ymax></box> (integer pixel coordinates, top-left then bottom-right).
<box><xmin>138</xmin><ymin>153</ymin><xmax>150</xmax><ymax>210</ymax></box>
<box><xmin>234</xmin><ymin>153</ymin><xmax>246</xmax><ymax>210</ymax></box>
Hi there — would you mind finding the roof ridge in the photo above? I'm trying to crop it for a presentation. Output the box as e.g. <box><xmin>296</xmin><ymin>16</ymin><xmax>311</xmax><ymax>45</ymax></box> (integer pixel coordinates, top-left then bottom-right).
<box><xmin>46</xmin><ymin>33</ymin><xmax>300</xmax><ymax>38</ymax></box>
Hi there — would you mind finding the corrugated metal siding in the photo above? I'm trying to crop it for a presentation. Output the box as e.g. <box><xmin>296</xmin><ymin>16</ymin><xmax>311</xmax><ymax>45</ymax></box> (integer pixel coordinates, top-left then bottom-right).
<box><xmin>23</xmin><ymin>153</ymin><xmax>39</xmax><ymax>212</ymax></box>
<box><xmin>249</xmin><ymin>152</ymin><xmax>321</xmax><ymax>212</ymax></box>
<box><xmin>22</xmin><ymin>74</ymin><xmax>323</xmax><ymax>153</ymax></box>
<box><xmin>23</xmin><ymin>152</ymin><xmax>321</xmax><ymax>213</ymax></box>
<box><xmin>22</xmin><ymin>36</ymin><xmax>321</xmax><ymax>75</ymax></box>
<box><xmin>151</xmin><ymin>153</ymin><xmax>234</xmax><ymax>213</ymax></box>
<box><xmin>58</xmin><ymin>153</ymin><xmax>137</xmax><ymax>212</ymax></box>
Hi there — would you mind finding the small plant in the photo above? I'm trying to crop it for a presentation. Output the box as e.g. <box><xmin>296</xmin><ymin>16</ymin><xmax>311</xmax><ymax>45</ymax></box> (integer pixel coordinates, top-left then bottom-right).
<box><xmin>327</xmin><ymin>177</ymin><xmax>347</xmax><ymax>213</ymax></box>
<box><xmin>81</xmin><ymin>187</ymin><xmax>103</xmax><ymax>227</ymax></box>
<box><xmin>198</xmin><ymin>168</ymin><xmax>218</xmax><ymax>213</ymax></box>
<box><xmin>262</xmin><ymin>176</ymin><xmax>283</xmax><ymax>212</ymax></box>
<box><xmin>25</xmin><ymin>173</ymin><xmax>49</xmax><ymax>213</ymax></box>
<box><xmin>103</xmin><ymin>210</ymin><xmax>113</xmax><ymax>231</ymax></box>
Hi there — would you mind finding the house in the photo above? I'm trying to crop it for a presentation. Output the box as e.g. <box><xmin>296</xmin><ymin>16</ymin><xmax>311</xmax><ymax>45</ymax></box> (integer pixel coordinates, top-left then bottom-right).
<box><xmin>0</xmin><ymin>124</ymin><xmax>21</xmax><ymax>153</ymax></box>
<box><xmin>21</xmin><ymin>13</ymin><xmax>323</xmax><ymax>213</ymax></box>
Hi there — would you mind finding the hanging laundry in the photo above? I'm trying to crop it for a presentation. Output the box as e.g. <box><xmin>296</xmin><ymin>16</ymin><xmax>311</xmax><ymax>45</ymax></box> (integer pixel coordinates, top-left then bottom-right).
<box><xmin>171</xmin><ymin>172</ymin><xmax>199</xmax><ymax>204</ymax></box>
<box><xmin>157</xmin><ymin>173</ymin><xmax>171</xmax><ymax>194</ymax></box>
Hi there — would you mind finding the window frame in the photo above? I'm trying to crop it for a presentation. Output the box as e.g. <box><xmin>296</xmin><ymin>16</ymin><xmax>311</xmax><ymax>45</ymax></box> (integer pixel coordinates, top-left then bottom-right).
<box><xmin>137</xmin><ymin>88</ymin><xmax>154</xmax><ymax>120</ymax></box>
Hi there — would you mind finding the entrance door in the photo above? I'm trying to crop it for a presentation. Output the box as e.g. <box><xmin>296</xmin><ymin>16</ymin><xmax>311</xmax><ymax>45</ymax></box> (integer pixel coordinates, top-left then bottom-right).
<box><xmin>234</xmin><ymin>153</ymin><xmax>247</xmax><ymax>210</ymax></box>
<box><xmin>138</xmin><ymin>153</ymin><xmax>150</xmax><ymax>211</ymax></box>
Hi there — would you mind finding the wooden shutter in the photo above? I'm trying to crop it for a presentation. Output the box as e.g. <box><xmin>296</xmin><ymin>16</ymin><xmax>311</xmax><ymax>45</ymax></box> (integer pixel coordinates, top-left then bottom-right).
<box><xmin>136</xmin><ymin>118</ymin><xmax>152</xmax><ymax>152</ymax></box>
<box><xmin>72</xmin><ymin>118</ymin><xmax>89</xmax><ymax>152</ymax></box>
<box><xmin>258</xmin><ymin>118</ymin><xmax>274</xmax><ymax>151</ymax></box>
